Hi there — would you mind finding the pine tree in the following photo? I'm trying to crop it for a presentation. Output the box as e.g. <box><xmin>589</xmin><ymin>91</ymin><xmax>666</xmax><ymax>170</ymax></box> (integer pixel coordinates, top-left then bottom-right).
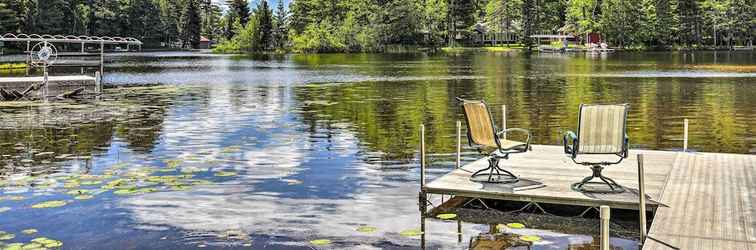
<box><xmin>677</xmin><ymin>0</ymin><xmax>702</xmax><ymax>47</ymax></box>
<box><xmin>227</xmin><ymin>0</ymin><xmax>250</xmax><ymax>26</ymax></box>
<box><xmin>253</xmin><ymin>0</ymin><xmax>273</xmax><ymax>51</ymax></box>
<box><xmin>273</xmin><ymin>0</ymin><xmax>288</xmax><ymax>49</ymax></box>
<box><xmin>183</xmin><ymin>0</ymin><xmax>202</xmax><ymax>48</ymax></box>
<box><xmin>651</xmin><ymin>0</ymin><xmax>674</xmax><ymax>48</ymax></box>
<box><xmin>521</xmin><ymin>0</ymin><xmax>537</xmax><ymax>49</ymax></box>
<box><xmin>0</xmin><ymin>1</ymin><xmax>20</xmax><ymax>34</ymax></box>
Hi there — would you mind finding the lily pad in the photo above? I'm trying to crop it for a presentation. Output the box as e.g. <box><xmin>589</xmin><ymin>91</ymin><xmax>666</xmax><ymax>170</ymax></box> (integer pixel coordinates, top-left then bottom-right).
<box><xmin>399</xmin><ymin>229</ymin><xmax>423</xmax><ymax>237</ymax></box>
<box><xmin>355</xmin><ymin>226</ymin><xmax>377</xmax><ymax>233</ymax></box>
<box><xmin>66</xmin><ymin>189</ymin><xmax>92</xmax><ymax>195</ymax></box>
<box><xmin>506</xmin><ymin>223</ymin><xmax>526</xmax><ymax>229</ymax></box>
<box><xmin>0</xmin><ymin>195</ymin><xmax>25</xmax><ymax>201</ymax></box>
<box><xmin>164</xmin><ymin>159</ymin><xmax>182</xmax><ymax>168</ymax></box>
<box><xmin>0</xmin><ymin>207</ymin><xmax>10</xmax><ymax>213</ymax></box>
<box><xmin>80</xmin><ymin>181</ymin><xmax>102</xmax><ymax>186</ymax></box>
<box><xmin>214</xmin><ymin>171</ymin><xmax>237</xmax><ymax>177</ymax></box>
<box><xmin>31</xmin><ymin>237</ymin><xmax>63</xmax><ymax>248</ymax></box>
<box><xmin>20</xmin><ymin>242</ymin><xmax>44</xmax><ymax>250</ymax></box>
<box><xmin>519</xmin><ymin>235</ymin><xmax>542</xmax><ymax>242</ymax></box>
<box><xmin>2</xmin><ymin>243</ymin><xmax>23</xmax><ymax>250</ymax></box>
<box><xmin>31</xmin><ymin>200</ymin><xmax>67</xmax><ymax>209</ymax></box>
<box><xmin>74</xmin><ymin>195</ymin><xmax>94</xmax><ymax>200</ymax></box>
<box><xmin>21</xmin><ymin>229</ymin><xmax>37</xmax><ymax>235</ymax></box>
<box><xmin>436</xmin><ymin>213</ymin><xmax>457</xmax><ymax>220</ymax></box>
<box><xmin>0</xmin><ymin>231</ymin><xmax>15</xmax><ymax>240</ymax></box>
<box><xmin>309</xmin><ymin>239</ymin><xmax>331</xmax><ymax>246</ymax></box>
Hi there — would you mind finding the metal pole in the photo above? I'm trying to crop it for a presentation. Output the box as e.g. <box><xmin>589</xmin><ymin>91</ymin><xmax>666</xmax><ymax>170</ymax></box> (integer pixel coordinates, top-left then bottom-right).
<box><xmin>100</xmin><ymin>42</ymin><xmax>104</xmax><ymax>81</ymax></box>
<box><xmin>637</xmin><ymin>154</ymin><xmax>647</xmax><ymax>244</ymax></box>
<box><xmin>683</xmin><ymin>119</ymin><xmax>689</xmax><ymax>152</ymax></box>
<box><xmin>25</xmin><ymin>41</ymin><xmax>30</xmax><ymax>76</ymax></box>
<box><xmin>41</xmin><ymin>69</ymin><xmax>48</xmax><ymax>100</ymax></box>
<box><xmin>456</xmin><ymin>120</ymin><xmax>461</xmax><ymax>169</ymax></box>
<box><xmin>95</xmin><ymin>71</ymin><xmax>101</xmax><ymax>94</ymax></box>
<box><xmin>420</xmin><ymin>124</ymin><xmax>426</xmax><ymax>187</ymax></box>
<box><xmin>501</xmin><ymin>105</ymin><xmax>507</xmax><ymax>139</ymax></box>
<box><xmin>600</xmin><ymin>205</ymin><xmax>610</xmax><ymax>250</ymax></box>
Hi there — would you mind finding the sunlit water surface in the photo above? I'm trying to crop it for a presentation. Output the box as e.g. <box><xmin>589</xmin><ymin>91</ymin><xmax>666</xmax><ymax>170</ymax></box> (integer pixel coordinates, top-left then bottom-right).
<box><xmin>0</xmin><ymin>51</ymin><xmax>754</xmax><ymax>249</ymax></box>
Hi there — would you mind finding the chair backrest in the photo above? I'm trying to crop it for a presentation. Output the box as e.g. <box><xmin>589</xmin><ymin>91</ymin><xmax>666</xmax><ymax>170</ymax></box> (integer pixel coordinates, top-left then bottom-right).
<box><xmin>460</xmin><ymin>100</ymin><xmax>498</xmax><ymax>148</ymax></box>
<box><xmin>577</xmin><ymin>104</ymin><xmax>629</xmax><ymax>154</ymax></box>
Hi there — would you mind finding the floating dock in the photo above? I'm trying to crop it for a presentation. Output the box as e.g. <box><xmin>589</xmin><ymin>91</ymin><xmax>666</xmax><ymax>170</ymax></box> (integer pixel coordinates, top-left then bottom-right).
<box><xmin>423</xmin><ymin>145</ymin><xmax>755</xmax><ymax>249</ymax></box>
<box><xmin>0</xmin><ymin>75</ymin><xmax>95</xmax><ymax>90</ymax></box>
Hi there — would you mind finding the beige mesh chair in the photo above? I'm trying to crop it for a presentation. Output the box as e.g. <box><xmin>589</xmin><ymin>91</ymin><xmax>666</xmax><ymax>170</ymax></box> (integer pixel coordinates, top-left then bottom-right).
<box><xmin>563</xmin><ymin>104</ymin><xmax>630</xmax><ymax>193</ymax></box>
<box><xmin>458</xmin><ymin>98</ymin><xmax>531</xmax><ymax>183</ymax></box>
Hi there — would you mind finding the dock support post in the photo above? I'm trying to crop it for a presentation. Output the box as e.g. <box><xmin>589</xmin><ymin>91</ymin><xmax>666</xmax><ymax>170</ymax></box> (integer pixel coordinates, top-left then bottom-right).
<box><xmin>25</xmin><ymin>41</ymin><xmax>30</xmax><ymax>76</ymax></box>
<box><xmin>95</xmin><ymin>71</ymin><xmax>102</xmax><ymax>94</ymax></box>
<box><xmin>100</xmin><ymin>42</ymin><xmax>105</xmax><ymax>81</ymax></box>
<box><xmin>683</xmin><ymin>119</ymin><xmax>688</xmax><ymax>152</ymax></box>
<box><xmin>638</xmin><ymin>154</ymin><xmax>647</xmax><ymax>244</ymax></box>
<box><xmin>456</xmin><ymin>120</ymin><xmax>461</xmax><ymax>168</ymax></box>
<box><xmin>501</xmin><ymin>105</ymin><xmax>507</xmax><ymax>139</ymax></box>
<box><xmin>420</xmin><ymin>124</ymin><xmax>426</xmax><ymax>187</ymax></box>
<box><xmin>600</xmin><ymin>205</ymin><xmax>610</xmax><ymax>250</ymax></box>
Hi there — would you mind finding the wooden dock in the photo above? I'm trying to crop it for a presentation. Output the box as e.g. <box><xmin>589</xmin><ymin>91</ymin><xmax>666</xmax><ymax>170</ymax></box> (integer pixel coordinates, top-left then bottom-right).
<box><xmin>0</xmin><ymin>75</ymin><xmax>95</xmax><ymax>90</ymax></box>
<box><xmin>423</xmin><ymin>145</ymin><xmax>756</xmax><ymax>249</ymax></box>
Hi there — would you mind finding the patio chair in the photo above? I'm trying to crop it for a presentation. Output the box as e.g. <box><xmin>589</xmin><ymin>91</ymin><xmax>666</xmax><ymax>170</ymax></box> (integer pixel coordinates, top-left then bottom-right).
<box><xmin>457</xmin><ymin>98</ymin><xmax>532</xmax><ymax>183</ymax></box>
<box><xmin>563</xmin><ymin>104</ymin><xmax>630</xmax><ymax>193</ymax></box>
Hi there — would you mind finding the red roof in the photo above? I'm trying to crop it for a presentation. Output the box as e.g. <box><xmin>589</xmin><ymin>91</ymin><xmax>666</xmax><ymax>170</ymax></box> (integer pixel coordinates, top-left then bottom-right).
<box><xmin>200</xmin><ymin>36</ymin><xmax>210</xmax><ymax>42</ymax></box>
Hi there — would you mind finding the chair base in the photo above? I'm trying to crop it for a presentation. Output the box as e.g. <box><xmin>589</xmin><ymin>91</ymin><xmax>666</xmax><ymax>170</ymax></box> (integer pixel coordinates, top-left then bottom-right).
<box><xmin>572</xmin><ymin>165</ymin><xmax>624</xmax><ymax>193</ymax></box>
<box><xmin>470</xmin><ymin>156</ymin><xmax>519</xmax><ymax>184</ymax></box>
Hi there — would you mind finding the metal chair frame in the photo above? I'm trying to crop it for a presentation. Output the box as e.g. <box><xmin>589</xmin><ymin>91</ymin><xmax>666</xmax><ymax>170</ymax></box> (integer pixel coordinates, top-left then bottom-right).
<box><xmin>457</xmin><ymin>97</ymin><xmax>532</xmax><ymax>183</ymax></box>
<box><xmin>563</xmin><ymin>104</ymin><xmax>630</xmax><ymax>193</ymax></box>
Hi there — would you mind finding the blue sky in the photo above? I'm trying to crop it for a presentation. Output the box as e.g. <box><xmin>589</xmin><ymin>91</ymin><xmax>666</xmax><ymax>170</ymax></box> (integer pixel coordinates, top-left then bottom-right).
<box><xmin>212</xmin><ymin>0</ymin><xmax>290</xmax><ymax>11</ymax></box>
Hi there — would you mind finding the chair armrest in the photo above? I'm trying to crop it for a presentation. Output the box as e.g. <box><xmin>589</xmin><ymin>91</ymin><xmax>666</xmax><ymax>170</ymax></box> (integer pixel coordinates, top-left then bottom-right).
<box><xmin>621</xmin><ymin>133</ymin><xmax>630</xmax><ymax>158</ymax></box>
<box><xmin>563</xmin><ymin>131</ymin><xmax>577</xmax><ymax>155</ymax></box>
<box><xmin>497</xmin><ymin>128</ymin><xmax>532</xmax><ymax>151</ymax></box>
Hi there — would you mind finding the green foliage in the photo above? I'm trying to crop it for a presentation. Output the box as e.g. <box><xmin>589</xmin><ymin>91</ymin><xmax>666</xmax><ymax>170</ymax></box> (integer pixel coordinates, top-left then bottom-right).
<box><xmin>521</xmin><ymin>0</ymin><xmax>537</xmax><ymax>48</ymax></box>
<box><xmin>273</xmin><ymin>0</ymin><xmax>288</xmax><ymax>49</ymax></box>
<box><xmin>0</xmin><ymin>1</ymin><xmax>20</xmax><ymax>34</ymax></box>
<box><xmin>677</xmin><ymin>0</ymin><xmax>702</xmax><ymax>47</ymax></box>
<box><xmin>600</xmin><ymin>0</ymin><xmax>646</xmax><ymax>47</ymax></box>
<box><xmin>183</xmin><ymin>0</ymin><xmax>202</xmax><ymax>48</ymax></box>
<box><xmin>253</xmin><ymin>0</ymin><xmax>273</xmax><ymax>51</ymax></box>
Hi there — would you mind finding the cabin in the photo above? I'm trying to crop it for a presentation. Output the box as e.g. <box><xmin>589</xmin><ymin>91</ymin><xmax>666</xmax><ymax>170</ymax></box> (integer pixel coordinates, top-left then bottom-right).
<box><xmin>199</xmin><ymin>36</ymin><xmax>211</xmax><ymax>49</ymax></box>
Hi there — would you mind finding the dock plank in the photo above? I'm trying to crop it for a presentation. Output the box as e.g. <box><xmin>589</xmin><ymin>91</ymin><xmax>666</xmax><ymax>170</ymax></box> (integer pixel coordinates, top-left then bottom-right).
<box><xmin>643</xmin><ymin>152</ymin><xmax>756</xmax><ymax>250</ymax></box>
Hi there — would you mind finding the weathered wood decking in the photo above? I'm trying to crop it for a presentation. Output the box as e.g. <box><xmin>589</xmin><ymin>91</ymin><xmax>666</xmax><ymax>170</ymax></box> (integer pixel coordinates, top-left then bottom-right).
<box><xmin>423</xmin><ymin>144</ymin><xmax>756</xmax><ymax>249</ymax></box>
<box><xmin>425</xmin><ymin>145</ymin><xmax>677</xmax><ymax>210</ymax></box>
<box><xmin>0</xmin><ymin>75</ymin><xmax>95</xmax><ymax>89</ymax></box>
<box><xmin>643</xmin><ymin>152</ymin><xmax>756</xmax><ymax>250</ymax></box>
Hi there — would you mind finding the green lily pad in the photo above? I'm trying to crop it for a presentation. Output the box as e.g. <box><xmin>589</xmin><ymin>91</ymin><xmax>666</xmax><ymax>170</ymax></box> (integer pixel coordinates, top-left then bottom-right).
<box><xmin>0</xmin><ymin>207</ymin><xmax>10</xmax><ymax>213</ymax></box>
<box><xmin>0</xmin><ymin>195</ymin><xmax>25</xmax><ymax>201</ymax></box>
<box><xmin>80</xmin><ymin>181</ymin><xmax>102</xmax><ymax>186</ymax></box>
<box><xmin>519</xmin><ymin>235</ymin><xmax>542</xmax><ymax>242</ymax></box>
<box><xmin>399</xmin><ymin>229</ymin><xmax>423</xmax><ymax>237</ymax></box>
<box><xmin>309</xmin><ymin>239</ymin><xmax>331</xmax><ymax>246</ymax></box>
<box><xmin>63</xmin><ymin>181</ymin><xmax>80</xmax><ymax>189</ymax></box>
<box><xmin>20</xmin><ymin>242</ymin><xmax>43</xmax><ymax>250</ymax></box>
<box><xmin>164</xmin><ymin>159</ymin><xmax>182</xmax><ymax>168</ymax></box>
<box><xmin>214</xmin><ymin>171</ymin><xmax>237</xmax><ymax>177</ymax></box>
<box><xmin>506</xmin><ymin>223</ymin><xmax>526</xmax><ymax>229</ymax></box>
<box><xmin>355</xmin><ymin>226</ymin><xmax>377</xmax><ymax>233</ymax></box>
<box><xmin>21</xmin><ymin>229</ymin><xmax>37</xmax><ymax>235</ymax></box>
<box><xmin>31</xmin><ymin>200</ymin><xmax>67</xmax><ymax>209</ymax></box>
<box><xmin>74</xmin><ymin>195</ymin><xmax>94</xmax><ymax>200</ymax></box>
<box><xmin>31</xmin><ymin>237</ymin><xmax>62</xmax><ymax>248</ymax></box>
<box><xmin>2</xmin><ymin>243</ymin><xmax>23</xmax><ymax>250</ymax></box>
<box><xmin>0</xmin><ymin>231</ymin><xmax>15</xmax><ymax>240</ymax></box>
<box><xmin>436</xmin><ymin>213</ymin><xmax>457</xmax><ymax>220</ymax></box>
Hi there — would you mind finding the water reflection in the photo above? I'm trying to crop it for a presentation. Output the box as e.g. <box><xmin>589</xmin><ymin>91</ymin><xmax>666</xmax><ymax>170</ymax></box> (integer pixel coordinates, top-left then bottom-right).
<box><xmin>0</xmin><ymin>51</ymin><xmax>754</xmax><ymax>249</ymax></box>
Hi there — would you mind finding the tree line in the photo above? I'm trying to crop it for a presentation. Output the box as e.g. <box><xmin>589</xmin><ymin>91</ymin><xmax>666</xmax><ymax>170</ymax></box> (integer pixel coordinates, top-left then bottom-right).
<box><xmin>0</xmin><ymin>0</ymin><xmax>753</xmax><ymax>52</ymax></box>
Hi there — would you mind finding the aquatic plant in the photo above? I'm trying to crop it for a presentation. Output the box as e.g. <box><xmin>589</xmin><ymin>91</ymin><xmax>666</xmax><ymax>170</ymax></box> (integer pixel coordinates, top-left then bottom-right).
<box><xmin>0</xmin><ymin>207</ymin><xmax>10</xmax><ymax>213</ymax></box>
<box><xmin>506</xmin><ymin>223</ymin><xmax>525</xmax><ymax>229</ymax></box>
<box><xmin>355</xmin><ymin>226</ymin><xmax>377</xmax><ymax>233</ymax></box>
<box><xmin>21</xmin><ymin>229</ymin><xmax>37</xmax><ymax>235</ymax></box>
<box><xmin>399</xmin><ymin>229</ymin><xmax>423</xmax><ymax>237</ymax></box>
<box><xmin>436</xmin><ymin>213</ymin><xmax>457</xmax><ymax>220</ymax></box>
<box><xmin>0</xmin><ymin>231</ymin><xmax>15</xmax><ymax>240</ymax></box>
<box><xmin>31</xmin><ymin>237</ymin><xmax>63</xmax><ymax>248</ymax></box>
<box><xmin>309</xmin><ymin>239</ymin><xmax>331</xmax><ymax>246</ymax></box>
<box><xmin>213</xmin><ymin>171</ymin><xmax>237</xmax><ymax>177</ymax></box>
<box><xmin>30</xmin><ymin>200</ymin><xmax>67</xmax><ymax>209</ymax></box>
<box><xmin>519</xmin><ymin>235</ymin><xmax>542</xmax><ymax>242</ymax></box>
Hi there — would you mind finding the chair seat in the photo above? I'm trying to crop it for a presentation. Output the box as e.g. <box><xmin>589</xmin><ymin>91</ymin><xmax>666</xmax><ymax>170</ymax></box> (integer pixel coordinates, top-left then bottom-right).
<box><xmin>478</xmin><ymin>139</ymin><xmax>528</xmax><ymax>154</ymax></box>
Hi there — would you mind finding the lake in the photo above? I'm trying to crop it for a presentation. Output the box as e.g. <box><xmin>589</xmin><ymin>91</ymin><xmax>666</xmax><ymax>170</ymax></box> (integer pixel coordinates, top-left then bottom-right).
<box><xmin>0</xmin><ymin>51</ymin><xmax>754</xmax><ymax>249</ymax></box>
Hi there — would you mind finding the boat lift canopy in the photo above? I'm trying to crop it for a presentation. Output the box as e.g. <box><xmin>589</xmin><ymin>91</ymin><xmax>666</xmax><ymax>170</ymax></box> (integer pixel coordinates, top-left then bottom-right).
<box><xmin>0</xmin><ymin>33</ymin><xmax>142</xmax><ymax>45</ymax></box>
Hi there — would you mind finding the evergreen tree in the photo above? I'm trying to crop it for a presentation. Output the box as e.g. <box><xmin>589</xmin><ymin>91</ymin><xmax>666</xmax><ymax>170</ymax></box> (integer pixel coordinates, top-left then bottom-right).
<box><xmin>652</xmin><ymin>0</ymin><xmax>674</xmax><ymax>48</ymax></box>
<box><xmin>253</xmin><ymin>0</ymin><xmax>273</xmax><ymax>50</ymax></box>
<box><xmin>449</xmin><ymin>0</ymin><xmax>477</xmax><ymax>44</ymax></box>
<box><xmin>677</xmin><ymin>0</ymin><xmax>702</xmax><ymax>47</ymax></box>
<box><xmin>227</xmin><ymin>0</ymin><xmax>250</xmax><ymax>26</ymax></box>
<box><xmin>521</xmin><ymin>0</ymin><xmax>536</xmax><ymax>49</ymax></box>
<box><xmin>201</xmin><ymin>3</ymin><xmax>223</xmax><ymax>40</ymax></box>
<box><xmin>34</xmin><ymin>0</ymin><xmax>68</xmax><ymax>34</ymax></box>
<box><xmin>0</xmin><ymin>1</ymin><xmax>20</xmax><ymax>34</ymax></box>
<box><xmin>273</xmin><ymin>0</ymin><xmax>288</xmax><ymax>49</ymax></box>
<box><xmin>183</xmin><ymin>0</ymin><xmax>201</xmax><ymax>48</ymax></box>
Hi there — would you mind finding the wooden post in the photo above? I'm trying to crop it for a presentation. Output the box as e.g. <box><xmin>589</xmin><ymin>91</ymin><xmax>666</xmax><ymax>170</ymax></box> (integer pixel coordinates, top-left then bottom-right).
<box><xmin>456</xmin><ymin>120</ymin><xmax>461</xmax><ymax>169</ymax></box>
<box><xmin>95</xmin><ymin>71</ymin><xmax>101</xmax><ymax>94</ymax></box>
<box><xmin>25</xmin><ymin>41</ymin><xmax>30</xmax><ymax>76</ymax></box>
<box><xmin>637</xmin><ymin>154</ymin><xmax>647</xmax><ymax>244</ymax></box>
<box><xmin>683</xmin><ymin>119</ymin><xmax>689</xmax><ymax>152</ymax></box>
<box><xmin>420</xmin><ymin>124</ymin><xmax>426</xmax><ymax>187</ymax></box>
<box><xmin>600</xmin><ymin>205</ymin><xmax>610</xmax><ymax>250</ymax></box>
<box><xmin>501</xmin><ymin>105</ymin><xmax>507</xmax><ymax>140</ymax></box>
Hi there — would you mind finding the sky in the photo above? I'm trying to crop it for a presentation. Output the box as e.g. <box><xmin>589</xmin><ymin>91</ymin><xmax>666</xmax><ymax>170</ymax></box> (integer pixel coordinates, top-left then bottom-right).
<box><xmin>211</xmin><ymin>0</ymin><xmax>290</xmax><ymax>11</ymax></box>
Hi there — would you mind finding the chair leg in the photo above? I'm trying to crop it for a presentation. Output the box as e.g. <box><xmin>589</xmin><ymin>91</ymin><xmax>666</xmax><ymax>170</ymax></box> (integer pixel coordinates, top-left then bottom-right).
<box><xmin>470</xmin><ymin>156</ymin><xmax>518</xmax><ymax>183</ymax></box>
<box><xmin>572</xmin><ymin>165</ymin><xmax>624</xmax><ymax>193</ymax></box>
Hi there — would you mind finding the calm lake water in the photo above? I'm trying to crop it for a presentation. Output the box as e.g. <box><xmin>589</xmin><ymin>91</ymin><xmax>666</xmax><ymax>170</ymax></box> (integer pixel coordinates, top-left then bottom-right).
<box><xmin>0</xmin><ymin>51</ymin><xmax>754</xmax><ymax>249</ymax></box>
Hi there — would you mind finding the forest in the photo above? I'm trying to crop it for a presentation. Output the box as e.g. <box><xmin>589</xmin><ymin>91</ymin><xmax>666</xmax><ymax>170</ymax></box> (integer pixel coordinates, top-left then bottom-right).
<box><xmin>0</xmin><ymin>0</ymin><xmax>753</xmax><ymax>53</ymax></box>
